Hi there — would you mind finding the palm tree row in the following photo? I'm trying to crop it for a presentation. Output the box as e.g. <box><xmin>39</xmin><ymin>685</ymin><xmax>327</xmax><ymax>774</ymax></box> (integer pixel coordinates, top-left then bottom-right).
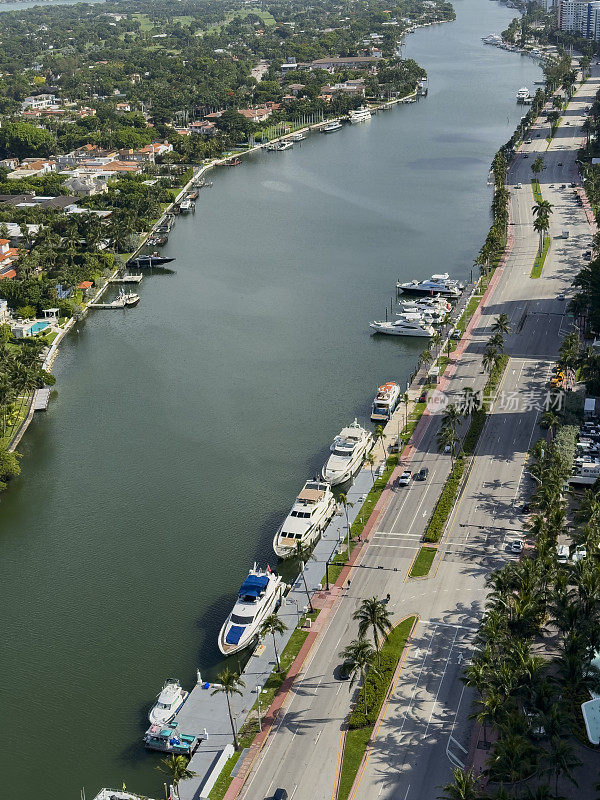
<box><xmin>443</xmin><ymin>420</ymin><xmax>600</xmax><ymax>797</ymax></box>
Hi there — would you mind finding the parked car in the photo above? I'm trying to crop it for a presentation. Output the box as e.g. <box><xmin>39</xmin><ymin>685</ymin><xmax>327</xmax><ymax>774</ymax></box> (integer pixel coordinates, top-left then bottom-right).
<box><xmin>511</xmin><ymin>539</ymin><xmax>524</xmax><ymax>554</ymax></box>
<box><xmin>418</xmin><ymin>391</ymin><xmax>428</xmax><ymax>403</ymax></box>
<box><xmin>389</xmin><ymin>436</ymin><xmax>402</xmax><ymax>454</ymax></box>
<box><xmin>516</xmin><ymin>183</ymin><xmax>523</xmax><ymax>189</ymax></box>
<box><xmin>584</xmin><ymin>250</ymin><xmax>592</xmax><ymax>259</ymax></box>
<box><xmin>521</xmin><ymin>503</ymin><xmax>531</xmax><ymax>514</ymax></box>
<box><xmin>414</xmin><ymin>467</ymin><xmax>429</xmax><ymax>481</ymax></box>
<box><xmin>557</xmin><ymin>294</ymin><xmax>566</xmax><ymax>301</ymax></box>
<box><xmin>397</xmin><ymin>470</ymin><xmax>412</xmax><ymax>486</ymax></box>
<box><xmin>451</xmin><ymin>329</ymin><xmax>462</xmax><ymax>340</ymax></box>
<box><xmin>556</xmin><ymin>544</ymin><xmax>569</xmax><ymax>564</ymax></box>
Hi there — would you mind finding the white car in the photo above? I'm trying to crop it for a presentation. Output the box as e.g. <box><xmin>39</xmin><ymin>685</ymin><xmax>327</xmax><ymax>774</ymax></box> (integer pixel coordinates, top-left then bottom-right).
<box><xmin>556</xmin><ymin>544</ymin><xmax>569</xmax><ymax>564</ymax></box>
<box><xmin>516</xmin><ymin>182</ymin><xmax>523</xmax><ymax>189</ymax></box>
<box><xmin>397</xmin><ymin>471</ymin><xmax>412</xmax><ymax>486</ymax></box>
<box><xmin>511</xmin><ymin>539</ymin><xmax>524</xmax><ymax>554</ymax></box>
<box><xmin>572</xmin><ymin>545</ymin><xmax>587</xmax><ymax>563</ymax></box>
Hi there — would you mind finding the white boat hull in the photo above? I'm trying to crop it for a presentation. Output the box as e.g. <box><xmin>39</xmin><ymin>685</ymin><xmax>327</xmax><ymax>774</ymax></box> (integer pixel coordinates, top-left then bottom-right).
<box><xmin>218</xmin><ymin>572</ymin><xmax>283</xmax><ymax>655</ymax></box>
<box><xmin>370</xmin><ymin>322</ymin><xmax>434</xmax><ymax>337</ymax></box>
<box><xmin>322</xmin><ymin>441</ymin><xmax>372</xmax><ymax>485</ymax></box>
<box><xmin>273</xmin><ymin>495</ymin><xmax>336</xmax><ymax>558</ymax></box>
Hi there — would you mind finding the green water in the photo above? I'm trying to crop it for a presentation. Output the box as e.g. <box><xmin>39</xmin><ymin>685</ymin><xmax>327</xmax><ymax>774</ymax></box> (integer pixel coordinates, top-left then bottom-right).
<box><xmin>0</xmin><ymin>1</ymin><xmax>540</xmax><ymax>797</ymax></box>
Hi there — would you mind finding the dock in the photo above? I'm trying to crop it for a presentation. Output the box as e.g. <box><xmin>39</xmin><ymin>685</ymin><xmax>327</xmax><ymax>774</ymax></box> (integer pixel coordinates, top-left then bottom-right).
<box><xmin>164</xmin><ymin>469</ymin><xmax>374</xmax><ymax>800</ymax></box>
<box><xmin>88</xmin><ymin>298</ymin><xmax>127</xmax><ymax>309</ymax></box>
<box><xmin>109</xmin><ymin>274</ymin><xmax>143</xmax><ymax>284</ymax></box>
<box><xmin>33</xmin><ymin>388</ymin><xmax>51</xmax><ymax>411</ymax></box>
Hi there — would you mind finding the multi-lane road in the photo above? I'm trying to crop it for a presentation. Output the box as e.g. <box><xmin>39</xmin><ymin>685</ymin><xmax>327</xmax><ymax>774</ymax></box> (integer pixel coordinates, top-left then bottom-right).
<box><xmin>237</xmin><ymin>71</ymin><xmax>597</xmax><ymax>800</ymax></box>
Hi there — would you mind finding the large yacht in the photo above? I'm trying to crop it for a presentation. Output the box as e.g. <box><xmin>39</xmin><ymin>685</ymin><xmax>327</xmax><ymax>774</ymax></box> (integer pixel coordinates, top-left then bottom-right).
<box><xmin>399</xmin><ymin>295</ymin><xmax>451</xmax><ymax>313</ymax></box>
<box><xmin>370</xmin><ymin>315</ymin><xmax>435</xmax><ymax>337</ymax></box>
<box><xmin>218</xmin><ymin>565</ymin><xmax>283</xmax><ymax>655</ymax></box>
<box><xmin>322</xmin><ymin>121</ymin><xmax>342</xmax><ymax>133</ymax></box>
<box><xmin>273</xmin><ymin>480</ymin><xmax>336</xmax><ymax>558</ymax></box>
<box><xmin>397</xmin><ymin>306</ymin><xmax>443</xmax><ymax>324</ymax></box>
<box><xmin>322</xmin><ymin>419</ymin><xmax>372</xmax><ymax>485</ymax></box>
<box><xmin>148</xmin><ymin>679</ymin><xmax>189</xmax><ymax>726</ymax></box>
<box><xmin>348</xmin><ymin>107</ymin><xmax>372</xmax><ymax>124</ymax></box>
<box><xmin>371</xmin><ymin>381</ymin><xmax>401</xmax><ymax>421</ymax></box>
<box><xmin>397</xmin><ymin>273</ymin><xmax>463</xmax><ymax>297</ymax></box>
<box><xmin>517</xmin><ymin>86</ymin><xmax>530</xmax><ymax>102</ymax></box>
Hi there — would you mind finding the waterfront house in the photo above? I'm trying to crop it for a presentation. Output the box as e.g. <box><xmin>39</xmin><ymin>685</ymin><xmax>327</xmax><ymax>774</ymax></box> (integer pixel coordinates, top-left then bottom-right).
<box><xmin>63</xmin><ymin>172</ymin><xmax>109</xmax><ymax>197</ymax></box>
<box><xmin>7</xmin><ymin>159</ymin><xmax>56</xmax><ymax>180</ymax></box>
<box><xmin>309</xmin><ymin>56</ymin><xmax>379</xmax><ymax>71</ymax></box>
<box><xmin>238</xmin><ymin>107</ymin><xmax>273</xmax><ymax>123</ymax></box>
<box><xmin>0</xmin><ymin>239</ymin><xmax>19</xmax><ymax>279</ymax></box>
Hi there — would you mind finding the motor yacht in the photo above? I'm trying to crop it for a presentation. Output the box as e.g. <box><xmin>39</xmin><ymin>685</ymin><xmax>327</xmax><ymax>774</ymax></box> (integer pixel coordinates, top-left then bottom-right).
<box><xmin>273</xmin><ymin>480</ymin><xmax>336</xmax><ymax>558</ymax></box>
<box><xmin>517</xmin><ymin>86</ymin><xmax>530</xmax><ymax>102</ymax></box>
<box><xmin>218</xmin><ymin>565</ymin><xmax>283</xmax><ymax>655</ymax></box>
<box><xmin>322</xmin><ymin>121</ymin><xmax>342</xmax><ymax>133</ymax></box>
<box><xmin>322</xmin><ymin>419</ymin><xmax>372</xmax><ymax>486</ymax></box>
<box><xmin>348</xmin><ymin>107</ymin><xmax>372</xmax><ymax>124</ymax></box>
<box><xmin>396</xmin><ymin>273</ymin><xmax>463</xmax><ymax>297</ymax></box>
<box><xmin>148</xmin><ymin>679</ymin><xmax>189</xmax><ymax>726</ymax></box>
<box><xmin>371</xmin><ymin>381</ymin><xmax>401</xmax><ymax>421</ymax></box>
<box><xmin>123</xmin><ymin>291</ymin><xmax>140</xmax><ymax>307</ymax></box>
<box><xmin>370</xmin><ymin>315</ymin><xmax>435</xmax><ymax>337</ymax></box>
<box><xmin>399</xmin><ymin>295</ymin><xmax>451</xmax><ymax>313</ymax></box>
<box><xmin>289</xmin><ymin>132</ymin><xmax>306</xmax><ymax>141</ymax></box>
<box><xmin>277</xmin><ymin>141</ymin><xmax>294</xmax><ymax>151</ymax></box>
<box><xmin>398</xmin><ymin>305</ymin><xmax>444</xmax><ymax>324</ymax></box>
<box><xmin>179</xmin><ymin>199</ymin><xmax>192</xmax><ymax>213</ymax></box>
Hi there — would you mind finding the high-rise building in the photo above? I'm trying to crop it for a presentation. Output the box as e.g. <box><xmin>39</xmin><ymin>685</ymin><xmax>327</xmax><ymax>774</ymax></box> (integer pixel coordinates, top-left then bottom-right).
<box><xmin>559</xmin><ymin>0</ymin><xmax>600</xmax><ymax>38</ymax></box>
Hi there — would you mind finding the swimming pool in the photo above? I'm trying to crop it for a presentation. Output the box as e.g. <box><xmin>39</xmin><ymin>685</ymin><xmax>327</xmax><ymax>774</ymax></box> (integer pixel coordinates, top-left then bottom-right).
<box><xmin>29</xmin><ymin>321</ymin><xmax>50</xmax><ymax>334</ymax></box>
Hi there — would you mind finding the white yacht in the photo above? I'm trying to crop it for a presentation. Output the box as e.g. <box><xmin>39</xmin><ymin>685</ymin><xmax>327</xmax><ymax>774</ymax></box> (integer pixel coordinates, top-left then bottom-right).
<box><xmin>289</xmin><ymin>132</ymin><xmax>306</xmax><ymax>141</ymax></box>
<box><xmin>400</xmin><ymin>295</ymin><xmax>451</xmax><ymax>313</ymax></box>
<box><xmin>322</xmin><ymin>121</ymin><xmax>342</xmax><ymax>133</ymax></box>
<box><xmin>397</xmin><ymin>273</ymin><xmax>463</xmax><ymax>297</ymax></box>
<box><xmin>277</xmin><ymin>140</ymin><xmax>294</xmax><ymax>151</ymax></box>
<box><xmin>179</xmin><ymin>199</ymin><xmax>192</xmax><ymax>213</ymax></box>
<box><xmin>322</xmin><ymin>419</ymin><xmax>372</xmax><ymax>486</ymax></box>
<box><xmin>370</xmin><ymin>316</ymin><xmax>435</xmax><ymax>337</ymax></box>
<box><xmin>273</xmin><ymin>480</ymin><xmax>336</xmax><ymax>558</ymax></box>
<box><xmin>517</xmin><ymin>86</ymin><xmax>530</xmax><ymax>102</ymax></box>
<box><xmin>148</xmin><ymin>679</ymin><xmax>189</xmax><ymax>726</ymax></box>
<box><xmin>371</xmin><ymin>381</ymin><xmax>401</xmax><ymax>422</ymax></box>
<box><xmin>482</xmin><ymin>34</ymin><xmax>503</xmax><ymax>45</ymax></box>
<box><xmin>218</xmin><ymin>565</ymin><xmax>283</xmax><ymax>655</ymax></box>
<box><xmin>398</xmin><ymin>305</ymin><xmax>445</xmax><ymax>324</ymax></box>
<box><xmin>348</xmin><ymin>107</ymin><xmax>372</xmax><ymax>124</ymax></box>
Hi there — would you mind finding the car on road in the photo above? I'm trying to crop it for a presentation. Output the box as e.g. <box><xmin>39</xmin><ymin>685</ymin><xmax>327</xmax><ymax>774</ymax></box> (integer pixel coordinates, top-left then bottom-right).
<box><xmin>414</xmin><ymin>467</ymin><xmax>429</xmax><ymax>481</ymax></box>
<box><xmin>521</xmin><ymin>503</ymin><xmax>531</xmax><ymax>514</ymax></box>
<box><xmin>584</xmin><ymin>250</ymin><xmax>592</xmax><ymax>259</ymax></box>
<box><xmin>560</xmin><ymin>184</ymin><xmax>566</xmax><ymax>188</ymax></box>
<box><xmin>272</xmin><ymin>789</ymin><xmax>289</xmax><ymax>800</ymax></box>
<box><xmin>557</xmin><ymin>293</ymin><xmax>566</xmax><ymax>301</ymax></box>
<box><xmin>565</xmin><ymin>121</ymin><xmax>570</xmax><ymax>125</ymax></box>
<box><xmin>511</xmin><ymin>539</ymin><xmax>524</xmax><ymax>554</ymax></box>
<box><xmin>419</xmin><ymin>391</ymin><xmax>428</xmax><ymax>403</ymax></box>
<box><xmin>516</xmin><ymin>182</ymin><xmax>522</xmax><ymax>189</ymax></box>
<box><xmin>558</xmin><ymin>162</ymin><xmax>563</xmax><ymax>166</ymax></box>
<box><xmin>336</xmin><ymin>661</ymin><xmax>352</xmax><ymax>681</ymax></box>
<box><xmin>556</xmin><ymin>544</ymin><xmax>569</xmax><ymax>564</ymax></box>
<box><xmin>451</xmin><ymin>329</ymin><xmax>462</xmax><ymax>340</ymax></box>
<box><xmin>549</xmin><ymin>184</ymin><xmax>555</xmax><ymax>188</ymax></box>
<box><xmin>570</xmin><ymin>182</ymin><xmax>577</xmax><ymax>187</ymax></box>
<box><xmin>397</xmin><ymin>470</ymin><xmax>412</xmax><ymax>486</ymax></box>
<box><xmin>536</xmin><ymin>132</ymin><xmax>541</xmax><ymax>137</ymax></box>
<box><xmin>523</xmin><ymin>153</ymin><xmax>529</xmax><ymax>158</ymax></box>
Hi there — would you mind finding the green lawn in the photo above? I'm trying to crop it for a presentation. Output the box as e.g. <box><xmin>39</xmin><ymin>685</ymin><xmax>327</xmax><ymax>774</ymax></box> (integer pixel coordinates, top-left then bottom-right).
<box><xmin>456</xmin><ymin>296</ymin><xmax>480</xmax><ymax>333</ymax></box>
<box><xmin>337</xmin><ymin>618</ymin><xmax>416</xmax><ymax>800</ymax></box>
<box><xmin>132</xmin><ymin>12</ymin><xmax>154</xmax><ymax>31</ymax></box>
<box><xmin>409</xmin><ymin>546</ymin><xmax>437</xmax><ymax>577</ymax></box>
<box><xmin>531</xmin><ymin>179</ymin><xmax>543</xmax><ymax>203</ymax></box>
<box><xmin>530</xmin><ymin>234</ymin><xmax>550</xmax><ymax>278</ymax></box>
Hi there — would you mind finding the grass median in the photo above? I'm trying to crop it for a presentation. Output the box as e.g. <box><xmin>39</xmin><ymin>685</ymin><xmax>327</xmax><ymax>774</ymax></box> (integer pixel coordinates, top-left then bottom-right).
<box><xmin>408</xmin><ymin>545</ymin><xmax>437</xmax><ymax>577</ymax></box>
<box><xmin>337</xmin><ymin>617</ymin><xmax>416</xmax><ymax>800</ymax></box>
<box><xmin>530</xmin><ymin>235</ymin><xmax>550</xmax><ymax>278</ymax></box>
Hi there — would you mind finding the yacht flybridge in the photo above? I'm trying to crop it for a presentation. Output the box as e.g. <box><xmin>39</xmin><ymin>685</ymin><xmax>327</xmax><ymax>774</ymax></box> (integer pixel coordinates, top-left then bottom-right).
<box><xmin>399</xmin><ymin>295</ymin><xmax>451</xmax><ymax>313</ymax></box>
<box><xmin>517</xmin><ymin>86</ymin><xmax>530</xmax><ymax>102</ymax></box>
<box><xmin>396</xmin><ymin>273</ymin><xmax>463</xmax><ymax>297</ymax></box>
<box><xmin>273</xmin><ymin>480</ymin><xmax>336</xmax><ymax>558</ymax></box>
<box><xmin>322</xmin><ymin>419</ymin><xmax>372</xmax><ymax>486</ymax></box>
<box><xmin>218</xmin><ymin>565</ymin><xmax>283</xmax><ymax>655</ymax></box>
<box><xmin>371</xmin><ymin>381</ymin><xmax>401</xmax><ymax>421</ymax></box>
<box><xmin>370</xmin><ymin>316</ymin><xmax>435</xmax><ymax>337</ymax></box>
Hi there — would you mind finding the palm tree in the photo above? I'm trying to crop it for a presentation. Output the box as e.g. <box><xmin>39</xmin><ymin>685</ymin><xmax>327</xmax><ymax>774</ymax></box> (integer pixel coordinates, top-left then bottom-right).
<box><xmin>260</xmin><ymin>613</ymin><xmax>288</xmax><ymax>671</ymax></box>
<box><xmin>338</xmin><ymin>637</ymin><xmax>377</xmax><ymax>715</ymax></box>
<box><xmin>338</xmin><ymin>491</ymin><xmax>354</xmax><ymax>556</ymax></box>
<box><xmin>437</xmin><ymin>424</ymin><xmax>459</xmax><ymax>466</ymax></box>
<box><xmin>211</xmin><ymin>668</ymin><xmax>246</xmax><ymax>749</ymax></box>
<box><xmin>437</xmin><ymin>767</ymin><xmax>481</xmax><ymax>800</ymax></box>
<box><xmin>492</xmin><ymin>313</ymin><xmax>511</xmax><ymax>336</ymax></box>
<box><xmin>543</xmin><ymin>736</ymin><xmax>582</xmax><ymax>796</ymax></box>
<box><xmin>487</xmin><ymin>331</ymin><xmax>505</xmax><ymax>352</ymax></box>
<box><xmin>157</xmin><ymin>754</ymin><xmax>196</xmax><ymax>792</ymax></box>
<box><xmin>531</xmin><ymin>156</ymin><xmax>545</xmax><ymax>180</ymax></box>
<box><xmin>540</xmin><ymin>410</ymin><xmax>559</xmax><ymax>437</ymax></box>
<box><xmin>482</xmin><ymin>346</ymin><xmax>498</xmax><ymax>375</ymax></box>
<box><xmin>534</xmin><ymin>214</ymin><xmax>550</xmax><ymax>253</ymax></box>
<box><xmin>353</xmin><ymin>596</ymin><xmax>392</xmax><ymax>664</ymax></box>
<box><xmin>374</xmin><ymin>424</ymin><xmax>386</xmax><ymax>461</ymax></box>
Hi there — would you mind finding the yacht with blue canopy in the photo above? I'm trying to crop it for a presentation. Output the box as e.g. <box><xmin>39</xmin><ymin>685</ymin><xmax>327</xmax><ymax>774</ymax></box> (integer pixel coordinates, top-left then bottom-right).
<box><xmin>218</xmin><ymin>564</ymin><xmax>283</xmax><ymax>655</ymax></box>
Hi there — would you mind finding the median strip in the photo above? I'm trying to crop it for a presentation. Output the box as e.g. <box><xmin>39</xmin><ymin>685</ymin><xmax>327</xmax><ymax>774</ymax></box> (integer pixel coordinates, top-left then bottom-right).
<box><xmin>337</xmin><ymin>616</ymin><xmax>416</xmax><ymax>800</ymax></box>
<box><xmin>408</xmin><ymin>545</ymin><xmax>437</xmax><ymax>578</ymax></box>
<box><xmin>530</xmin><ymin>234</ymin><xmax>550</xmax><ymax>278</ymax></box>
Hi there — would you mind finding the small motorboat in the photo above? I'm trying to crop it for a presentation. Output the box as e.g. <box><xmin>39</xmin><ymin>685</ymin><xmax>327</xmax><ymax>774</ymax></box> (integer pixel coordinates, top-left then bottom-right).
<box><xmin>179</xmin><ymin>199</ymin><xmax>192</xmax><ymax>213</ymax></box>
<box><xmin>277</xmin><ymin>141</ymin><xmax>294</xmax><ymax>151</ymax></box>
<box><xmin>149</xmin><ymin>679</ymin><xmax>189</xmax><ymax>726</ymax></box>
<box><xmin>127</xmin><ymin>253</ymin><xmax>175</xmax><ymax>268</ymax></box>
<box><xmin>124</xmin><ymin>292</ymin><xmax>140</xmax><ymax>307</ymax></box>
<box><xmin>289</xmin><ymin>132</ymin><xmax>306</xmax><ymax>141</ymax></box>
<box><xmin>225</xmin><ymin>157</ymin><xmax>242</xmax><ymax>166</ymax></box>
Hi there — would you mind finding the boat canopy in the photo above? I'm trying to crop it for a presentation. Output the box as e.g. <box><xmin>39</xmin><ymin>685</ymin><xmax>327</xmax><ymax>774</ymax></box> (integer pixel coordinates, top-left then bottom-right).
<box><xmin>239</xmin><ymin>574</ymin><xmax>269</xmax><ymax>599</ymax></box>
<box><xmin>298</xmin><ymin>488</ymin><xmax>324</xmax><ymax>503</ymax></box>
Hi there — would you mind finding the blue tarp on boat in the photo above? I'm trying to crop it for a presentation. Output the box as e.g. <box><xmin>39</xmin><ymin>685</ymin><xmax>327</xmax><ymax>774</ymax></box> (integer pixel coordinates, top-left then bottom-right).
<box><xmin>226</xmin><ymin>625</ymin><xmax>245</xmax><ymax>645</ymax></box>
<box><xmin>239</xmin><ymin>574</ymin><xmax>269</xmax><ymax>598</ymax></box>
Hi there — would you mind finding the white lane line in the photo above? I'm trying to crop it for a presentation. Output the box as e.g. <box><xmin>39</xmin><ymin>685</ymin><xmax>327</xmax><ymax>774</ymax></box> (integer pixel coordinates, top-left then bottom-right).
<box><xmin>397</xmin><ymin>625</ymin><xmax>437</xmax><ymax>738</ymax></box>
<box><xmin>423</xmin><ymin>629</ymin><xmax>458</xmax><ymax>737</ymax></box>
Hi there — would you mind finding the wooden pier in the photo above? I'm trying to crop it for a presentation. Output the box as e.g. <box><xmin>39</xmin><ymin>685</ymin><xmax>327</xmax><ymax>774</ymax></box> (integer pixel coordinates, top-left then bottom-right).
<box><xmin>33</xmin><ymin>388</ymin><xmax>51</xmax><ymax>411</ymax></box>
<box><xmin>88</xmin><ymin>298</ymin><xmax>127</xmax><ymax>309</ymax></box>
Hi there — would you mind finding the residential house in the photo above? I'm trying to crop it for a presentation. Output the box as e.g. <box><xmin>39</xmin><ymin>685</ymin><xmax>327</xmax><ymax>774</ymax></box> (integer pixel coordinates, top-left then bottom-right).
<box><xmin>0</xmin><ymin>239</ymin><xmax>19</xmax><ymax>280</ymax></box>
<box><xmin>116</xmin><ymin>102</ymin><xmax>132</xmax><ymax>113</ymax></box>
<box><xmin>280</xmin><ymin>57</ymin><xmax>298</xmax><ymax>74</ymax></box>
<box><xmin>309</xmin><ymin>56</ymin><xmax>379</xmax><ymax>71</ymax></box>
<box><xmin>21</xmin><ymin>93</ymin><xmax>60</xmax><ymax>111</ymax></box>
<box><xmin>238</xmin><ymin>107</ymin><xmax>272</xmax><ymax>123</ymax></box>
<box><xmin>63</xmin><ymin>172</ymin><xmax>109</xmax><ymax>196</ymax></box>
<box><xmin>189</xmin><ymin>120</ymin><xmax>217</xmax><ymax>136</ymax></box>
<box><xmin>6</xmin><ymin>159</ymin><xmax>56</xmax><ymax>180</ymax></box>
<box><xmin>287</xmin><ymin>83</ymin><xmax>306</xmax><ymax>96</ymax></box>
<box><xmin>325</xmin><ymin>78</ymin><xmax>366</xmax><ymax>96</ymax></box>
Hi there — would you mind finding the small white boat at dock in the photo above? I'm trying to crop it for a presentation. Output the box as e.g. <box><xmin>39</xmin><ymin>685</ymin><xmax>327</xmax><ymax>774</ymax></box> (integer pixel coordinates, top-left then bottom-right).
<box><xmin>397</xmin><ymin>273</ymin><xmax>463</xmax><ymax>298</ymax></box>
<box><xmin>321</xmin><ymin>121</ymin><xmax>342</xmax><ymax>133</ymax></box>
<box><xmin>218</xmin><ymin>565</ymin><xmax>283</xmax><ymax>655</ymax></box>
<box><xmin>277</xmin><ymin>140</ymin><xmax>294</xmax><ymax>151</ymax></box>
<box><xmin>322</xmin><ymin>419</ymin><xmax>372</xmax><ymax>485</ymax></box>
<box><xmin>273</xmin><ymin>480</ymin><xmax>336</xmax><ymax>558</ymax></box>
<box><xmin>289</xmin><ymin>132</ymin><xmax>306</xmax><ymax>141</ymax></box>
<box><xmin>179</xmin><ymin>199</ymin><xmax>192</xmax><ymax>213</ymax></box>
<box><xmin>149</xmin><ymin>679</ymin><xmax>189</xmax><ymax>726</ymax></box>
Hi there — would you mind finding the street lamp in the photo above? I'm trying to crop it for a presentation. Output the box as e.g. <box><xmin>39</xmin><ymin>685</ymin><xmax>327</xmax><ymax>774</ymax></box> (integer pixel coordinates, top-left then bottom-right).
<box><xmin>254</xmin><ymin>685</ymin><xmax>263</xmax><ymax>730</ymax></box>
<box><xmin>289</xmin><ymin>597</ymin><xmax>301</xmax><ymax>625</ymax></box>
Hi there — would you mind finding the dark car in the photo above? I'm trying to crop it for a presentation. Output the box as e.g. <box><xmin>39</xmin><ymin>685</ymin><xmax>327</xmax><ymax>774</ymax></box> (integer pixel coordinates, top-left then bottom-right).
<box><xmin>558</xmin><ymin>162</ymin><xmax>563</xmax><ymax>166</ymax></box>
<box><xmin>584</xmin><ymin>251</ymin><xmax>592</xmax><ymax>259</ymax></box>
<box><xmin>336</xmin><ymin>661</ymin><xmax>352</xmax><ymax>680</ymax></box>
<box><xmin>419</xmin><ymin>391</ymin><xmax>428</xmax><ymax>403</ymax></box>
<box><xmin>523</xmin><ymin>153</ymin><xmax>529</xmax><ymax>158</ymax></box>
<box><xmin>414</xmin><ymin>467</ymin><xmax>429</xmax><ymax>481</ymax></box>
<box><xmin>521</xmin><ymin>504</ymin><xmax>531</xmax><ymax>514</ymax></box>
<box><xmin>272</xmin><ymin>790</ymin><xmax>288</xmax><ymax>800</ymax></box>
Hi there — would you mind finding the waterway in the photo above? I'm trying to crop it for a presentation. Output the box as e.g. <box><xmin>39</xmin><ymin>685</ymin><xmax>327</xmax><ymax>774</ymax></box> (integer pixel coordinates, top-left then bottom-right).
<box><xmin>0</xmin><ymin>0</ymin><xmax>103</xmax><ymax>12</ymax></box>
<box><xmin>0</xmin><ymin>1</ymin><xmax>540</xmax><ymax>797</ymax></box>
